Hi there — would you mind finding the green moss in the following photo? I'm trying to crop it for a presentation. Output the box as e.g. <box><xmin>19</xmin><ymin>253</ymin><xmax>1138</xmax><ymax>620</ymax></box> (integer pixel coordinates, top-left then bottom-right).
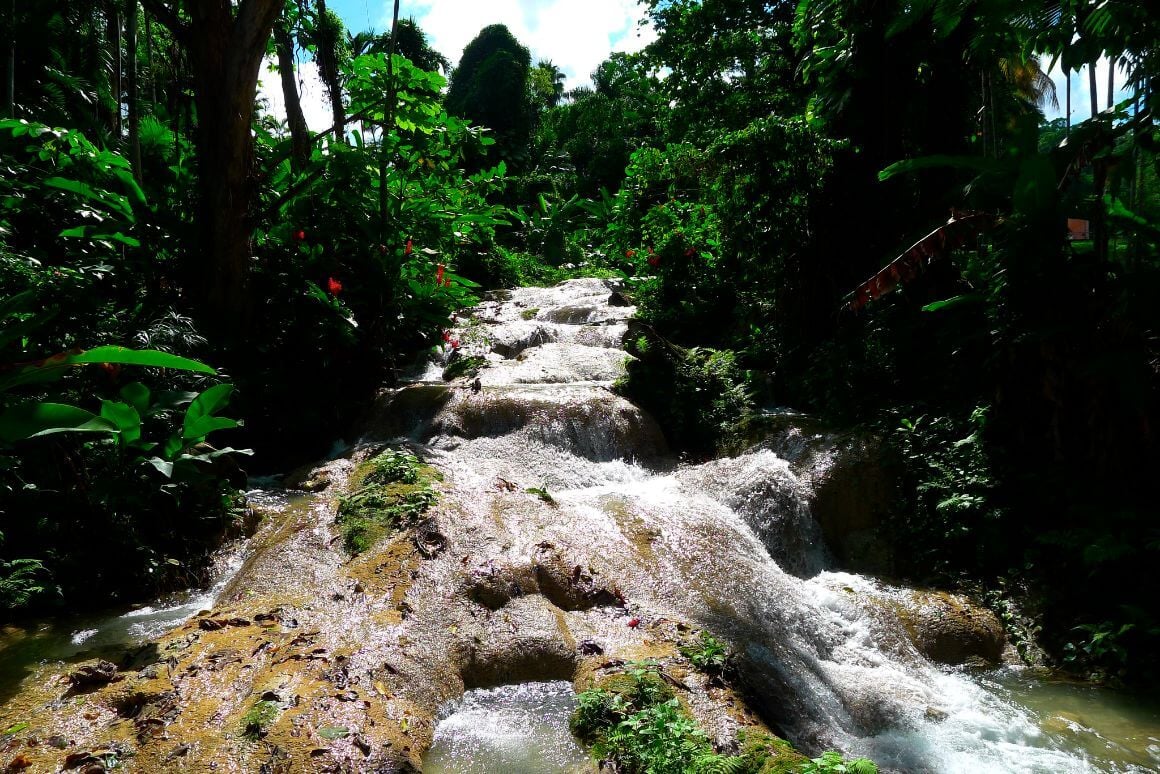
<box><xmin>442</xmin><ymin>355</ymin><xmax>487</xmax><ymax>381</ymax></box>
<box><xmin>520</xmin><ymin>307</ymin><xmax>540</xmax><ymax>320</ymax></box>
<box><xmin>240</xmin><ymin>700</ymin><xmax>280</xmax><ymax>741</ymax></box>
<box><xmin>337</xmin><ymin>449</ymin><xmax>440</xmax><ymax>554</ymax></box>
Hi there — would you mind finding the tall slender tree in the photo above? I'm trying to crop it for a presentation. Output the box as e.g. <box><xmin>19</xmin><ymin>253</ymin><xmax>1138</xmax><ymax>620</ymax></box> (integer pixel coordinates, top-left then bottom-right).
<box><xmin>274</xmin><ymin>7</ymin><xmax>310</xmax><ymax>168</ymax></box>
<box><xmin>314</xmin><ymin>0</ymin><xmax>345</xmax><ymax>141</ymax></box>
<box><xmin>125</xmin><ymin>0</ymin><xmax>141</xmax><ymax>180</ymax></box>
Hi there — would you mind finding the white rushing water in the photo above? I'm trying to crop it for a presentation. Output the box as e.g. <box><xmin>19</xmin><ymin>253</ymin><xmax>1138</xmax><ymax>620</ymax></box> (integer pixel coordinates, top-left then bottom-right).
<box><xmin>399</xmin><ymin>278</ymin><xmax>1160</xmax><ymax>774</ymax></box>
<box><xmin>423</xmin><ymin>681</ymin><xmax>589</xmax><ymax>774</ymax></box>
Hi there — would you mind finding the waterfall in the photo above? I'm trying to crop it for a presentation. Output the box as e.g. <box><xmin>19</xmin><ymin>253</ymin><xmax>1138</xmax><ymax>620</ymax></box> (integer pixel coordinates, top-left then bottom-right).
<box><xmin>2</xmin><ymin>278</ymin><xmax>1155</xmax><ymax>773</ymax></box>
<box><xmin>380</xmin><ymin>278</ymin><xmax>1150</xmax><ymax>773</ymax></box>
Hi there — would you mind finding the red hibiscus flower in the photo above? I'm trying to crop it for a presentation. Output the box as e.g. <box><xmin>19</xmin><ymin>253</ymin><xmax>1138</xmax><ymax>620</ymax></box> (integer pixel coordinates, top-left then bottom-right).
<box><xmin>327</xmin><ymin>277</ymin><xmax>342</xmax><ymax>296</ymax></box>
<box><xmin>293</xmin><ymin>229</ymin><xmax>306</xmax><ymax>242</ymax></box>
<box><xmin>436</xmin><ymin>263</ymin><xmax>445</xmax><ymax>285</ymax></box>
<box><xmin>405</xmin><ymin>238</ymin><xmax>413</xmax><ymax>256</ymax></box>
<box><xmin>648</xmin><ymin>256</ymin><xmax>661</xmax><ymax>267</ymax></box>
<box><xmin>441</xmin><ymin>330</ymin><xmax>452</xmax><ymax>342</ymax></box>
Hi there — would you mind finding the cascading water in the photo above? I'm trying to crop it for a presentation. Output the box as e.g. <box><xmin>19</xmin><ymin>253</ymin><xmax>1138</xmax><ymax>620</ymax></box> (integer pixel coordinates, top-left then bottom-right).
<box><xmin>1</xmin><ymin>278</ymin><xmax>1156</xmax><ymax>773</ymax></box>
<box><xmin>400</xmin><ymin>278</ymin><xmax>1157</xmax><ymax>773</ymax></box>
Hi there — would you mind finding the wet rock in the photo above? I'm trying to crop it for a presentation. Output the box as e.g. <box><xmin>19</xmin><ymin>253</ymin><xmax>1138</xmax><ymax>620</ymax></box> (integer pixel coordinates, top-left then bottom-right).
<box><xmin>68</xmin><ymin>660</ymin><xmax>118</xmax><ymax>689</ymax></box>
<box><xmin>466</xmin><ymin>562</ymin><xmax>537</xmax><ymax>610</ymax></box>
<box><xmin>533</xmin><ymin>546</ymin><xmax>619</xmax><ymax>611</ymax></box>
<box><xmin>413</xmin><ymin>520</ymin><xmax>447</xmax><ymax>559</ymax></box>
<box><xmin>899</xmin><ymin>591</ymin><xmax>1005</xmax><ymax>666</ymax></box>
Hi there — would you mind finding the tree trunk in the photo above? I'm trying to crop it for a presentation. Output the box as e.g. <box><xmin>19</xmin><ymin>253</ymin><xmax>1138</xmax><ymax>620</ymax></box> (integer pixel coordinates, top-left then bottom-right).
<box><xmin>125</xmin><ymin>0</ymin><xmax>142</xmax><ymax>182</ymax></box>
<box><xmin>379</xmin><ymin>0</ymin><xmax>401</xmax><ymax>235</ymax></box>
<box><xmin>4</xmin><ymin>0</ymin><xmax>13</xmax><ymax>118</ymax></box>
<box><xmin>1088</xmin><ymin>60</ymin><xmax>1098</xmax><ymax>119</ymax></box>
<box><xmin>1107</xmin><ymin>57</ymin><xmax>1114</xmax><ymax>111</ymax></box>
<box><xmin>183</xmin><ymin>0</ymin><xmax>283</xmax><ymax>333</ymax></box>
<box><xmin>144</xmin><ymin>10</ymin><xmax>156</xmax><ymax>107</ymax></box>
<box><xmin>315</xmin><ymin>0</ymin><xmax>345</xmax><ymax>142</ymax></box>
<box><xmin>107</xmin><ymin>0</ymin><xmax>123</xmax><ymax>136</ymax></box>
<box><xmin>274</xmin><ymin>20</ymin><xmax>310</xmax><ymax>169</ymax></box>
<box><xmin>1065</xmin><ymin>68</ymin><xmax>1071</xmax><ymax>135</ymax></box>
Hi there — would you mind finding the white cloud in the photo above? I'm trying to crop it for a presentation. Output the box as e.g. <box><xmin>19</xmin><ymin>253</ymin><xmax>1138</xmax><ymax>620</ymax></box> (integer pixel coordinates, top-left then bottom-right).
<box><xmin>386</xmin><ymin>0</ymin><xmax>656</xmax><ymax>89</ymax></box>
<box><xmin>257</xmin><ymin>57</ymin><xmax>334</xmax><ymax>134</ymax></box>
<box><xmin>257</xmin><ymin>1</ymin><xmax>658</xmax><ymax>133</ymax></box>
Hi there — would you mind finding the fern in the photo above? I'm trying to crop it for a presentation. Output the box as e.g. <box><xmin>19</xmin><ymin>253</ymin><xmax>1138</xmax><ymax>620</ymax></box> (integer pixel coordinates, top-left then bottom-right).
<box><xmin>692</xmin><ymin>753</ymin><xmax>754</xmax><ymax>774</ymax></box>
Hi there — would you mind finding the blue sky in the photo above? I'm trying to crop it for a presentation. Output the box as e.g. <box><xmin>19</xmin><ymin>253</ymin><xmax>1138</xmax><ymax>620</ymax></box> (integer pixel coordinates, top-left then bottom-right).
<box><xmin>1044</xmin><ymin>57</ymin><xmax>1136</xmax><ymax>123</ymax></box>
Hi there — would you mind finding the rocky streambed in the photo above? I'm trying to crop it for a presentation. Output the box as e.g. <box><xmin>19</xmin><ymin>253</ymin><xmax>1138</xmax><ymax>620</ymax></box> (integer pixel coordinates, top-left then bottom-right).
<box><xmin>1</xmin><ymin>279</ymin><xmax>1157</xmax><ymax>773</ymax></box>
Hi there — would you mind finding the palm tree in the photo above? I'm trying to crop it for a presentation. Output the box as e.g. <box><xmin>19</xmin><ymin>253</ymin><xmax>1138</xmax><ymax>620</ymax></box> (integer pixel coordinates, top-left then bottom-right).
<box><xmin>533</xmin><ymin>59</ymin><xmax>565</xmax><ymax>108</ymax></box>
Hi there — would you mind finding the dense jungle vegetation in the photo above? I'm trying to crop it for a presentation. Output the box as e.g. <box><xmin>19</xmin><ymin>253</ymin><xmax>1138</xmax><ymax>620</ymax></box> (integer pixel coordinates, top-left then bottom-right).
<box><xmin>0</xmin><ymin>0</ymin><xmax>1157</xmax><ymax>691</ymax></box>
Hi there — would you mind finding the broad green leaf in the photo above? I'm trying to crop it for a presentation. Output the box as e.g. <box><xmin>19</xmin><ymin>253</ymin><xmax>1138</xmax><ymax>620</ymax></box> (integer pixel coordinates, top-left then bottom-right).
<box><xmin>100</xmin><ymin>400</ymin><xmax>142</xmax><ymax>445</ymax></box>
<box><xmin>182</xmin><ymin>415</ymin><xmax>239</xmax><ymax>441</ymax></box>
<box><xmin>0</xmin><ymin>402</ymin><xmax>118</xmax><ymax>444</ymax></box>
<box><xmin>921</xmin><ymin>294</ymin><xmax>981</xmax><ymax>313</ymax></box>
<box><xmin>119</xmin><ymin>381</ymin><xmax>151</xmax><ymax>415</ymax></box>
<box><xmin>69</xmin><ymin>347</ymin><xmax>215</xmax><ymax>373</ymax></box>
<box><xmin>0</xmin><ymin>291</ymin><xmax>36</xmax><ymax>319</ymax></box>
<box><xmin>182</xmin><ymin>384</ymin><xmax>236</xmax><ymax>440</ymax></box>
<box><xmin>0</xmin><ymin>347</ymin><xmax>214</xmax><ymax>394</ymax></box>
<box><xmin>878</xmin><ymin>155</ymin><xmax>1003</xmax><ymax>182</ymax></box>
<box><xmin>43</xmin><ymin>176</ymin><xmax>134</xmax><ymax>220</ymax></box>
<box><xmin>145</xmin><ymin>456</ymin><xmax>174</xmax><ymax>477</ymax></box>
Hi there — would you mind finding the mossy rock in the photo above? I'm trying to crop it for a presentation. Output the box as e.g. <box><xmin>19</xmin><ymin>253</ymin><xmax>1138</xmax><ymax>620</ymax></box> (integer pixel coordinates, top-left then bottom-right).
<box><xmin>442</xmin><ymin>355</ymin><xmax>487</xmax><ymax>381</ymax></box>
<box><xmin>740</xmin><ymin>730</ymin><xmax>809</xmax><ymax>773</ymax></box>
<box><xmin>337</xmin><ymin>450</ymin><xmax>440</xmax><ymax>554</ymax></box>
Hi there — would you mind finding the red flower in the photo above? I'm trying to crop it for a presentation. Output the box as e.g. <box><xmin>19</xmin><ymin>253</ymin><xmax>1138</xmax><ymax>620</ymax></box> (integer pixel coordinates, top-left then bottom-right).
<box><xmin>327</xmin><ymin>277</ymin><xmax>342</xmax><ymax>296</ymax></box>
<box><xmin>443</xmin><ymin>277</ymin><xmax>453</xmax><ymax>287</ymax></box>
<box><xmin>405</xmin><ymin>238</ymin><xmax>413</xmax><ymax>256</ymax></box>
<box><xmin>441</xmin><ymin>330</ymin><xmax>452</xmax><ymax>342</ymax></box>
<box><xmin>648</xmin><ymin>256</ymin><xmax>661</xmax><ymax>267</ymax></box>
<box><xmin>450</xmin><ymin>339</ymin><xmax>460</xmax><ymax>349</ymax></box>
<box><xmin>293</xmin><ymin>229</ymin><xmax>306</xmax><ymax>242</ymax></box>
<box><xmin>436</xmin><ymin>263</ymin><xmax>445</xmax><ymax>285</ymax></box>
<box><xmin>685</xmin><ymin>247</ymin><xmax>696</xmax><ymax>257</ymax></box>
<box><xmin>625</xmin><ymin>249</ymin><xmax>636</xmax><ymax>259</ymax></box>
<box><xmin>627</xmin><ymin>617</ymin><xmax>641</xmax><ymax>628</ymax></box>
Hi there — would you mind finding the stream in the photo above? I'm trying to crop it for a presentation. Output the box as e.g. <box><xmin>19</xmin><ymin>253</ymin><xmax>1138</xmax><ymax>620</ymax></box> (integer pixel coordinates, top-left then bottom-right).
<box><xmin>1</xmin><ymin>278</ymin><xmax>1158</xmax><ymax>773</ymax></box>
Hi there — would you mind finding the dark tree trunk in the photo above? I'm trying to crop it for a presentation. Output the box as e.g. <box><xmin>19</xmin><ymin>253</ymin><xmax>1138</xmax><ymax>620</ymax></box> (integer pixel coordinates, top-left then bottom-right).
<box><xmin>315</xmin><ymin>0</ymin><xmax>345</xmax><ymax>142</ymax></box>
<box><xmin>125</xmin><ymin>0</ymin><xmax>142</xmax><ymax>182</ymax></box>
<box><xmin>181</xmin><ymin>0</ymin><xmax>283</xmax><ymax>333</ymax></box>
<box><xmin>4</xmin><ymin>0</ymin><xmax>13</xmax><ymax>118</ymax></box>
<box><xmin>274</xmin><ymin>20</ymin><xmax>310</xmax><ymax>169</ymax></box>
<box><xmin>1088</xmin><ymin>60</ymin><xmax>1098</xmax><ymax>118</ymax></box>
<box><xmin>1065</xmin><ymin>68</ymin><xmax>1071</xmax><ymax>135</ymax></box>
<box><xmin>1107</xmin><ymin>57</ymin><xmax>1114</xmax><ymax>111</ymax></box>
<box><xmin>107</xmin><ymin>0</ymin><xmax>123</xmax><ymax>136</ymax></box>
